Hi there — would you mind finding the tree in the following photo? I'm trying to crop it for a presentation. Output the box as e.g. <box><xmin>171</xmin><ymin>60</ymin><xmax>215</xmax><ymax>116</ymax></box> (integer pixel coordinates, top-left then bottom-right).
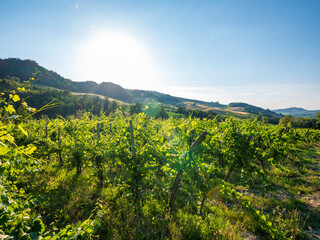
<box><xmin>103</xmin><ymin>98</ymin><xmax>110</xmax><ymax>115</ymax></box>
<box><xmin>91</xmin><ymin>96</ymin><xmax>102</xmax><ymax>115</ymax></box>
<box><xmin>279</xmin><ymin>115</ymin><xmax>294</xmax><ymax>127</ymax></box>
<box><xmin>261</xmin><ymin>116</ymin><xmax>268</xmax><ymax>125</ymax></box>
<box><xmin>110</xmin><ymin>100</ymin><xmax>119</xmax><ymax>113</ymax></box>
<box><xmin>130</xmin><ymin>102</ymin><xmax>142</xmax><ymax>115</ymax></box>
<box><xmin>155</xmin><ymin>106</ymin><xmax>169</xmax><ymax>119</ymax></box>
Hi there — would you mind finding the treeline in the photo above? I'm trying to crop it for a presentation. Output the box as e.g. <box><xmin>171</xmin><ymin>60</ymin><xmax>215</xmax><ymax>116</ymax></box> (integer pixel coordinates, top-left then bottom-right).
<box><xmin>279</xmin><ymin>114</ymin><xmax>320</xmax><ymax>129</ymax></box>
<box><xmin>175</xmin><ymin>106</ymin><xmax>217</xmax><ymax>119</ymax></box>
<box><xmin>2</xmin><ymin>77</ymin><xmax>320</xmax><ymax>129</ymax></box>
<box><xmin>0</xmin><ymin>77</ymin><xmax>219</xmax><ymax>120</ymax></box>
<box><xmin>129</xmin><ymin>103</ymin><xmax>218</xmax><ymax>120</ymax></box>
<box><xmin>0</xmin><ymin>78</ymin><xmax>120</xmax><ymax>118</ymax></box>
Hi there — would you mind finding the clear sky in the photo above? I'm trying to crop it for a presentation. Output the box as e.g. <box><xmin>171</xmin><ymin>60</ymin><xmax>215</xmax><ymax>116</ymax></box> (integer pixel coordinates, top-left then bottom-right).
<box><xmin>1</xmin><ymin>0</ymin><xmax>320</xmax><ymax>110</ymax></box>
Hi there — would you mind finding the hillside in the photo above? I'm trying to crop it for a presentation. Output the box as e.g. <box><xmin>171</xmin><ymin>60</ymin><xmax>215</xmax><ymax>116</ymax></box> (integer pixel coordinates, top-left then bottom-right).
<box><xmin>0</xmin><ymin>58</ymin><xmax>224</xmax><ymax>108</ymax></box>
<box><xmin>0</xmin><ymin>58</ymin><xmax>282</xmax><ymax>120</ymax></box>
<box><xmin>0</xmin><ymin>58</ymin><xmax>134</xmax><ymax>102</ymax></box>
<box><xmin>274</xmin><ymin>107</ymin><xmax>319</xmax><ymax>117</ymax></box>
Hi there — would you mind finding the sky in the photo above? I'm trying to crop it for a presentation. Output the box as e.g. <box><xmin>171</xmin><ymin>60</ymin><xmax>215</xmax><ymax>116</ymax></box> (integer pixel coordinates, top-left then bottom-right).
<box><xmin>0</xmin><ymin>0</ymin><xmax>320</xmax><ymax>110</ymax></box>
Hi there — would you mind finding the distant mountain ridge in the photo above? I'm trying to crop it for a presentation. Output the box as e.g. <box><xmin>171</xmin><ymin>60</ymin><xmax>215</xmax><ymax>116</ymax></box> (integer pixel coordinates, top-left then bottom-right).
<box><xmin>0</xmin><ymin>58</ymin><xmax>282</xmax><ymax>119</ymax></box>
<box><xmin>273</xmin><ymin>107</ymin><xmax>319</xmax><ymax>117</ymax></box>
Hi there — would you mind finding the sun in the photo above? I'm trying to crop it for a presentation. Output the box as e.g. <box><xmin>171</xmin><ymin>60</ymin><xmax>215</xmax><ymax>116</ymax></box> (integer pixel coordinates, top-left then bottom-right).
<box><xmin>74</xmin><ymin>30</ymin><xmax>159</xmax><ymax>90</ymax></box>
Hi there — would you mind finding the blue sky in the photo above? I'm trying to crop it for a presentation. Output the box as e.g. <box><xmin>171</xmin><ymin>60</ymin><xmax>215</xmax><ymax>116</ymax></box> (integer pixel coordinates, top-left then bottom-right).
<box><xmin>1</xmin><ymin>0</ymin><xmax>319</xmax><ymax>109</ymax></box>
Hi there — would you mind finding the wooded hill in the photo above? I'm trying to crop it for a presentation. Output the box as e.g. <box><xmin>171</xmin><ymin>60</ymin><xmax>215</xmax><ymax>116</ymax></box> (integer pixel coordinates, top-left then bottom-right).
<box><xmin>0</xmin><ymin>58</ymin><xmax>282</xmax><ymax>121</ymax></box>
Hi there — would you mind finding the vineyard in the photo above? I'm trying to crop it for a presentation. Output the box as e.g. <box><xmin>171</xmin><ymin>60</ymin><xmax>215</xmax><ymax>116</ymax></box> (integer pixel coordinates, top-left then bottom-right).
<box><xmin>1</xmin><ymin>92</ymin><xmax>320</xmax><ymax>239</ymax></box>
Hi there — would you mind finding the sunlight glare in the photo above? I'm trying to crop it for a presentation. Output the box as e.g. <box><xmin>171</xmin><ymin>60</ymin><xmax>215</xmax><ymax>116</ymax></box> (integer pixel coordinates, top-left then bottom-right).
<box><xmin>75</xmin><ymin>30</ymin><xmax>159</xmax><ymax>90</ymax></box>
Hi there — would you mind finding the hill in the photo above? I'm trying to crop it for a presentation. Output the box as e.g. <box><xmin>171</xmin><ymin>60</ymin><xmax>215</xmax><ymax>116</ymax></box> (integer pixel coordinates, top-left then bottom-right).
<box><xmin>228</xmin><ymin>102</ymin><xmax>280</xmax><ymax>118</ymax></box>
<box><xmin>0</xmin><ymin>58</ymin><xmax>282</xmax><ymax>120</ymax></box>
<box><xmin>274</xmin><ymin>107</ymin><xmax>319</xmax><ymax>118</ymax></box>
<box><xmin>0</xmin><ymin>58</ymin><xmax>134</xmax><ymax>102</ymax></box>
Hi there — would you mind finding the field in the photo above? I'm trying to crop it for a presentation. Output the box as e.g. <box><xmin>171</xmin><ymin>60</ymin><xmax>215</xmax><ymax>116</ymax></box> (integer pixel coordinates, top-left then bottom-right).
<box><xmin>1</xmin><ymin>108</ymin><xmax>320</xmax><ymax>239</ymax></box>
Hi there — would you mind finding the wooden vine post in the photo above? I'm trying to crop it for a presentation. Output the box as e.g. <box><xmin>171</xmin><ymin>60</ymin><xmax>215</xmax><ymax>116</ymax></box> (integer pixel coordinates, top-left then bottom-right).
<box><xmin>58</xmin><ymin>127</ymin><xmax>63</xmax><ymax>164</ymax></box>
<box><xmin>45</xmin><ymin>122</ymin><xmax>50</xmax><ymax>160</ymax></box>
<box><xmin>97</xmin><ymin>122</ymin><xmax>100</xmax><ymax>143</ymax></box>
<box><xmin>73</xmin><ymin>125</ymin><xmax>82</xmax><ymax>176</ymax></box>
<box><xmin>257</xmin><ymin>135</ymin><xmax>266</xmax><ymax>171</ymax></box>
<box><xmin>129</xmin><ymin>120</ymin><xmax>136</xmax><ymax>159</ymax></box>
<box><xmin>169</xmin><ymin>131</ymin><xmax>208</xmax><ymax>212</ymax></box>
<box><xmin>45</xmin><ymin>123</ymin><xmax>48</xmax><ymax>139</ymax></box>
<box><xmin>129</xmin><ymin>119</ymin><xmax>139</xmax><ymax>206</ymax></box>
<box><xmin>96</xmin><ymin>122</ymin><xmax>104</xmax><ymax>188</ymax></box>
